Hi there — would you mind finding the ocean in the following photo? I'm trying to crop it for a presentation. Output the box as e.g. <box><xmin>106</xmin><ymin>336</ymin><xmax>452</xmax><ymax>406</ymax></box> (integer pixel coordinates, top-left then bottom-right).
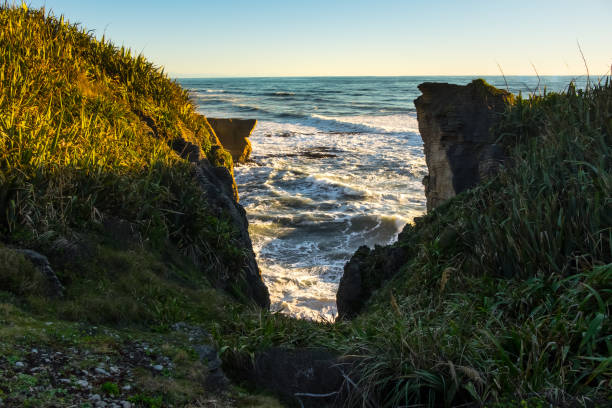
<box><xmin>179</xmin><ymin>76</ymin><xmax>589</xmax><ymax>320</ymax></box>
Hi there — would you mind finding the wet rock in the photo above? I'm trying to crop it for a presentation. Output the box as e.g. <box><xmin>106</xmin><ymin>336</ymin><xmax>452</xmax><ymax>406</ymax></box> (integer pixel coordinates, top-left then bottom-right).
<box><xmin>207</xmin><ymin>118</ymin><xmax>256</xmax><ymax>163</ymax></box>
<box><xmin>414</xmin><ymin>79</ymin><xmax>513</xmax><ymax>211</ymax></box>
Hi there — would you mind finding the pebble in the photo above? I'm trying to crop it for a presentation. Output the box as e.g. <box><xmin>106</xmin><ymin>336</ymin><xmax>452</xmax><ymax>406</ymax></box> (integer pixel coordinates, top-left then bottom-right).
<box><xmin>31</xmin><ymin>348</ymin><xmax>38</xmax><ymax>353</ymax></box>
<box><xmin>76</xmin><ymin>379</ymin><xmax>89</xmax><ymax>388</ymax></box>
<box><xmin>152</xmin><ymin>364</ymin><xmax>163</xmax><ymax>371</ymax></box>
<box><xmin>121</xmin><ymin>402</ymin><xmax>132</xmax><ymax>408</ymax></box>
<box><xmin>95</xmin><ymin>401</ymin><xmax>107</xmax><ymax>408</ymax></box>
<box><xmin>109</xmin><ymin>366</ymin><xmax>119</xmax><ymax>374</ymax></box>
<box><xmin>15</xmin><ymin>361</ymin><xmax>25</xmax><ymax>368</ymax></box>
<box><xmin>59</xmin><ymin>378</ymin><xmax>71</xmax><ymax>384</ymax></box>
<box><xmin>95</xmin><ymin>367</ymin><xmax>110</xmax><ymax>376</ymax></box>
<box><xmin>90</xmin><ymin>394</ymin><xmax>102</xmax><ymax>402</ymax></box>
<box><xmin>122</xmin><ymin>385</ymin><xmax>132</xmax><ymax>391</ymax></box>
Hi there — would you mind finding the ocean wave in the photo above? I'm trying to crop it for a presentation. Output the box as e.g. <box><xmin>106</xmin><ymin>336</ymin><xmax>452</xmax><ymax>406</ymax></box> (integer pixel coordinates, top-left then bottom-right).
<box><xmin>264</xmin><ymin>91</ymin><xmax>296</xmax><ymax>97</ymax></box>
<box><xmin>311</xmin><ymin>113</ymin><xmax>419</xmax><ymax>134</ymax></box>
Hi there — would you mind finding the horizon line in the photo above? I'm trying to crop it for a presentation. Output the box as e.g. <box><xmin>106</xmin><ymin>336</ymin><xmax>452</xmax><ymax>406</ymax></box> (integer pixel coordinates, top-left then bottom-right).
<box><xmin>171</xmin><ymin>73</ymin><xmax>608</xmax><ymax>79</ymax></box>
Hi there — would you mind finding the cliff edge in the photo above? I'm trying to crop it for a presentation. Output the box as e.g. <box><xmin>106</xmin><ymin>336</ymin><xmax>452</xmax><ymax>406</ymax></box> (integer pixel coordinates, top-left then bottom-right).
<box><xmin>415</xmin><ymin>79</ymin><xmax>513</xmax><ymax>211</ymax></box>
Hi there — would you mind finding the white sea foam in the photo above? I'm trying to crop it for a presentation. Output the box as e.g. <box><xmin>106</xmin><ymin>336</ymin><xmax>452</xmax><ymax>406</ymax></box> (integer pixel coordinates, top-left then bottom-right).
<box><xmin>234</xmin><ymin>115</ymin><xmax>427</xmax><ymax>320</ymax></box>
<box><xmin>311</xmin><ymin>113</ymin><xmax>420</xmax><ymax>134</ymax></box>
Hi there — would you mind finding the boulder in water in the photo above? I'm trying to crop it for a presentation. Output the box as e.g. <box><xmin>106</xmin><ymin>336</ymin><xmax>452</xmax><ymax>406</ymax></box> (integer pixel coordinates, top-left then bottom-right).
<box><xmin>207</xmin><ymin>118</ymin><xmax>256</xmax><ymax>164</ymax></box>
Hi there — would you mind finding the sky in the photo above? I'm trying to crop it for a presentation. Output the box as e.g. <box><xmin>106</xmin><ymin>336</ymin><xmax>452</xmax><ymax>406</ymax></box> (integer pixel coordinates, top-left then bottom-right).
<box><xmin>21</xmin><ymin>0</ymin><xmax>612</xmax><ymax>77</ymax></box>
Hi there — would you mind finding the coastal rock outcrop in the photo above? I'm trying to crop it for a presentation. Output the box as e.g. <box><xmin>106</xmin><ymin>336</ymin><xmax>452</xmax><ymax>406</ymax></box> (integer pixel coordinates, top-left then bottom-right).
<box><xmin>337</xmin><ymin>80</ymin><xmax>513</xmax><ymax>319</ymax></box>
<box><xmin>414</xmin><ymin>79</ymin><xmax>513</xmax><ymax>211</ymax></box>
<box><xmin>194</xmin><ymin>159</ymin><xmax>270</xmax><ymax>308</ymax></box>
<box><xmin>207</xmin><ymin>118</ymin><xmax>256</xmax><ymax>164</ymax></box>
<box><xmin>336</xmin><ymin>242</ymin><xmax>411</xmax><ymax>319</ymax></box>
<box><xmin>156</xmin><ymin>113</ymin><xmax>269</xmax><ymax>308</ymax></box>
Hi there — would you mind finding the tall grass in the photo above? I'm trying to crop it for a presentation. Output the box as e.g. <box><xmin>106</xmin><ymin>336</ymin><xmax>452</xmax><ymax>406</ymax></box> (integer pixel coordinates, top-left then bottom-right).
<box><xmin>214</xmin><ymin>81</ymin><xmax>611</xmax><ymax>407</ymax></box>
<box><xmin>0</xmin><ymin>4</ymin><xmax>242</xmax><ymax>289</ymax></box>
<box><xmin>336</xmin><ymin>80</ymin><xmax>612</xmax><ymax>407</ymax></box>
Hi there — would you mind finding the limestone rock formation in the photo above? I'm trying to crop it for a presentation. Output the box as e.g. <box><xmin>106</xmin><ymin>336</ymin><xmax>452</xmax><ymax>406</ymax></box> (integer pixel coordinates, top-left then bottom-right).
<box><xmin>207</xmin><ymin>118</ymin><xmax>256</xmax><ymax>164</ymax></box>
<box><xmin>414</xmin><ymin>79</ymin><xmax>513</xmax><ymax>211</ymax></box>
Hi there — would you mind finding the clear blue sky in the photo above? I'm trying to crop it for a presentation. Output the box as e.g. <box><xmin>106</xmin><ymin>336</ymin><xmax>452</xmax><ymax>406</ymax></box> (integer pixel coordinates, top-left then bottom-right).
<box><xmin>22</xmin><ymin>0</ymin><xmax>612</xmax><ymax>77</ymax></box>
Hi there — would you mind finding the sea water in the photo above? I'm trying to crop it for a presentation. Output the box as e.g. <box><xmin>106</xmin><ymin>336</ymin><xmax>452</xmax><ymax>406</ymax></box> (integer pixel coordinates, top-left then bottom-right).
<box><xmin>180</xmin><ymin>76</ymin><xmax>588</xmax><ymax>320</ymax></box>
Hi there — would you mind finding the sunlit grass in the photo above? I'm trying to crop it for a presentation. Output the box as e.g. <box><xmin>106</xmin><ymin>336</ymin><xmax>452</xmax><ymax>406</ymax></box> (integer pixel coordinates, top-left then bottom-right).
<box><xmin>0</xmin><ymin>3</ymin><xmax>242</xmax><ymax>286</ymax></box>
<box><xmin>215</xmin><ymin>80</ymin><xmax>611</xmax><ymax>407</ymax></box>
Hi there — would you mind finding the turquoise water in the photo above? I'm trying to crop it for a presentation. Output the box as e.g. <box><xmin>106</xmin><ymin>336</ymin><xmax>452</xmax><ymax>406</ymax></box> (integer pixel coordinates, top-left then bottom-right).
<box><xmin>180</xmin><ymin>76</ymin><xmax>587</xmax><ymax>319</ymax></box>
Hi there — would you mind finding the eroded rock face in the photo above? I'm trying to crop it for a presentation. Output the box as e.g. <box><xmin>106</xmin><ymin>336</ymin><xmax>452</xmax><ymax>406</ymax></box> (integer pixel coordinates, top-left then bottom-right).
<box><xmin>160</xmin><ymin>114</ymin><xmax>269</xmax><ymax>308</ymax></box>
<box><xmin>336</xmin><ymin>245</ymin><xmax>410</xmax><ymax>320</ymax></box>
<box><xmin>194</xmin><ymin>160</ymin><xmax>270</xmax><ymax>309</ymax></box>
<box><xmin>414</xmin><ymin>79</ymin><xmax>513</xmax><ymax>211</ymax></box>
<box><xmin>207</xmin><ymin>118</ymin><xmax>256</xmax><ymax>164</ymax></box>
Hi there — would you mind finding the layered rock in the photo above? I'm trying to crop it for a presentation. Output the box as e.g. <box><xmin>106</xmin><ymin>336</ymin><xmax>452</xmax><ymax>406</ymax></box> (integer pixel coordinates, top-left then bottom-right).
<box><xmin>415</xmin><ymin>79</ymin><xmax>513</xmax><ymax>211</ymax></box>
<box><xmin>207</xmin><ymin>118</ymin><xmax>256</xmax><ymax>164</ymax></box>
<box><xmin>337</xmin><ymin>80</ymin><xmax>513</xmax><ymax>320</ymax></box>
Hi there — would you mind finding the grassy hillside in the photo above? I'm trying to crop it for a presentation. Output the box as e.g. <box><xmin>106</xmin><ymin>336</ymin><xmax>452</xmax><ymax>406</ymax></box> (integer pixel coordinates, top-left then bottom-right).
<box><xmin>216</xmin><ymin>81</ymin><xmax>611</xmax><ymax>407</ymax></box>
<box><xmin>0</xmin><ymin>4</ymin><xmax>279</xmax><ymax>406</ymax></box>
<box><xmin>1</xmin><ymin>3</ymin><xmax>610</xmax><ymax>407</ymax></box>
<box><xmin>0</xmin><ymin>3</ymin><xmax>251</xmax><ymax>299</ymax></box>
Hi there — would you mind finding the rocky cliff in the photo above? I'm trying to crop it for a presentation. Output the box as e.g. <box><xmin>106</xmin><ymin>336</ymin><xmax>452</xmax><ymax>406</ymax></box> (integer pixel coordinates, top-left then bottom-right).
<box><xmin>208</xmin><ymin>118</ymin><xmax>256</xmax><ymax>164</ymax></box>
<box><xmin>415</xmin><ymin>79</ymin><xmax>513</xmax><ymax>211</ymax></box>
<box><xmin>337</xmin><ymin>80</ymin><xmax>514</xmax><ymax>319</ymax></box>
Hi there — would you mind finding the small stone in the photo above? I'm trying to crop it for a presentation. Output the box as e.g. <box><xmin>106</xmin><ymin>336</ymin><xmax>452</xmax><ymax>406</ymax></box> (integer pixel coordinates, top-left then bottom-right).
<box><xmin>76</xmin><ymin>379</ymin><xmax>89</xmax><ymax>388</ymax></box>
<box><xmin>31</xmin><ymin>348</ymin><xmax>38</xmax><ymax>353</ymax></box>
<box><xmin>15</xmin><ymin>361</ymin><xmax>25</xmax><ymax>368</ymax></box>
<box><xmin>95</xmin><ymin>367</ymin><xmax>110</xmax><ymax>376</ymax></box>
<box><xmin>152</xmin><ymin>364</ymin><xmax>163</xmax><ymax>372</ymax></box>
<box><xmin>95</xmin><ymin>401</ymin><xmax>107</xmax><ymax>408</ymax></box>
<box><xmin>121</xmin><ymin>402</ymin><xmax>132</xmax><ymax>408</ymax></box>
<box><xmin>109</xmin><ymin>366</ymin><xmax>119</xmax><ymax>374</ymax></box>
<box><xmin>90</xmin><ymin>394</ymin><xmax>102</xmax><ymax>402</ymax></box>
<box><xmin>121</xmin><ymin>385</ymin><xmax>132</xmax><ymax>391</ymax></box>
<box><xmin>59</xmin><ymin>378</ymin><xmax>71</xmax><ymax>384</ymax></box>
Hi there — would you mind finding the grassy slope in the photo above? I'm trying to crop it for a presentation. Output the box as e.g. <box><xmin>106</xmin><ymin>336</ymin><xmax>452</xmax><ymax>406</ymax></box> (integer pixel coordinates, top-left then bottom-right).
<box><xmin>1</xmin><ymin>4</ymin><xmax>610</xmax><ymax>407</ymax></box>
<box><xmin>216</xmin><ymin>83</ymin><xmax>611</xmax><ymax>407</ymax></box>
<box><xmin>0</xmin><ymin>5</ymin><xmax>279</xmax><ymax>407</ymax></box>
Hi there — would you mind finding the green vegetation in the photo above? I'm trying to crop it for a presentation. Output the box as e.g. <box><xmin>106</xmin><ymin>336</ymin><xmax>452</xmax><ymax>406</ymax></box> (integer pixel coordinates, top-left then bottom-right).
<box><xmin>1</xmin><ymin>3</ymin><xmax>610</xmax><ymax>407</ymax></box>
<box><xmin>0</xmin><ymin>4</ymin><xmax>278</xmax><ymax>407</ymax></box>
<box><xmin>215</xmin><ymin>81</ymin><xmax>611</xmax><ymax>407</ymax></box>
<box><xmin>0</xmin><ymin>3</ymin><xmax>244</xmax><ymax>290</ymax></box>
